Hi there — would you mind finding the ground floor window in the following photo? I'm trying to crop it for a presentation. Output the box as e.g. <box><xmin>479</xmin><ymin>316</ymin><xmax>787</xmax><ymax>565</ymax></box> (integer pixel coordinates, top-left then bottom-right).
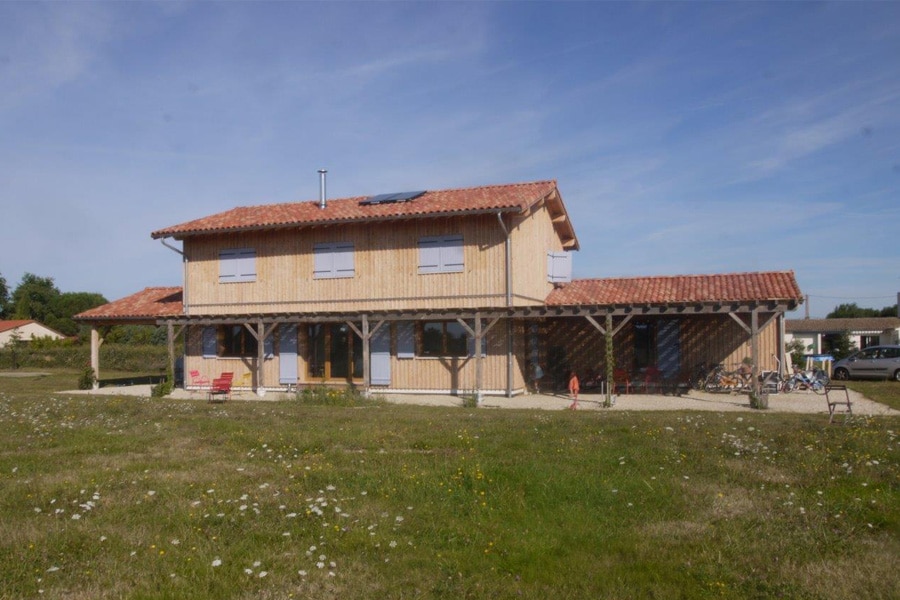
<box><xmin>220</xmin><ymin>325</ymin><xmax>258</xmax><ymax>358</ymax></box>
<box><xmin>633</xmin><ymin>321</ymin><xmax>652</xmax><ymax>370</ymax></box>
<box><xmin>308</xmin><ymin>323</ymin><xmax>363</xmax><ymax>380</ymax></box>
<box><xmin>860</xmin><ymin>335</ymin><xmax>879</xmax><ymax>349</ymax></box>
<box><xmin>419</xmin><ymin>320</ymin><xmax>467</xmax><ymax>357</ymax></box>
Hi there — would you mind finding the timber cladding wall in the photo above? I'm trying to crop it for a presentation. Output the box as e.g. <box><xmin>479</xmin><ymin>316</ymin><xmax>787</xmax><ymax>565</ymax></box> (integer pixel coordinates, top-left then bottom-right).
<box><xmin>185</xmin><ymin>321</ymin><xmax>527</xmax><ymax>393</ymax></box>
<box><xmin>508</xmin><ymin>201</ymin><xmax>566</xmax><ymax>305</ymax></box>
<box><xmin>182</xmin><ymin>212</ymin><xmax>560</xmax><ymax>316</ymax></box>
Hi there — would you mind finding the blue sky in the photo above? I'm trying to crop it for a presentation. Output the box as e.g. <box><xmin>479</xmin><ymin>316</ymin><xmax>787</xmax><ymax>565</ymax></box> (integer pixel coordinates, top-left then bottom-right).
<box><xmin>2</xmin><ymin>1</ymin><xmax>898</xmax><ymax>318</ymax></box>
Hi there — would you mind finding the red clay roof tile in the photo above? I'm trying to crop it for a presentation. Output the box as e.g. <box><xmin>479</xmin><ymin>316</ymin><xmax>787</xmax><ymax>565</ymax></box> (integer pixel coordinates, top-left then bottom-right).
<box><xmin>546</xmin><ymin>271</ymin><xmax>803</xmax><ymax>305</ymax></box>
<box><xmin>151</xmin><ymin>180</ymin><xmax>564</xmax><ymax>240</ymax></box>
<box><xmin>74</xmin><ymin>287</ymin><xmax>183</xmax><ymax>322</ymax></box>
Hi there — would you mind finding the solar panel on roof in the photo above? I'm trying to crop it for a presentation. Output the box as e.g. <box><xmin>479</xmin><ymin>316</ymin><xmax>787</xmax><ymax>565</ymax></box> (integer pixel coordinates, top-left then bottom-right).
<box><xmin>360</xmin><ymin>190</ymin><xmax>426</xmax><ymax>205</ymax></box>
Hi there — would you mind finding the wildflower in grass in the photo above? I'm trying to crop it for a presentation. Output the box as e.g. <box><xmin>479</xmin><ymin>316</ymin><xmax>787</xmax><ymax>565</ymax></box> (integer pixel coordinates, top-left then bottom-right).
<box><xmin>212</xmin><ymin>558</ymin><xmax>222</xmax><ymax>567</ymax></box>
<box><xmin>298</xmin><ymin>570</ymin><xmax>307</xmax><ymax>577</ymax></box>
<box><xmin>259</xmin><ymin>571</ymin><xmax>268</xmax><ymax>578</ymax></box>
<box><xmin>46</xmin><ymin>566</ymin><xmax>60</xmax><ymax>573</ymax></box>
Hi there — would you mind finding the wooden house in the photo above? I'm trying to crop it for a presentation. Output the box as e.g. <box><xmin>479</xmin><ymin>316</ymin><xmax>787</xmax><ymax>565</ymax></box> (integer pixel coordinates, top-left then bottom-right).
<box><xmin>76</xmin><ymin>179</ymin><xmax>803</xmax><ymax>398</ymax></box>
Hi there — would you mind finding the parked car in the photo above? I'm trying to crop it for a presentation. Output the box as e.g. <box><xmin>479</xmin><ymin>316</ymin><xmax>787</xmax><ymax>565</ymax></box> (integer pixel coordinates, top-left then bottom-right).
<box><xmin>831</xmin><ymin>345</ymin><xmax>900</xmax><ymax>381</ymax></box>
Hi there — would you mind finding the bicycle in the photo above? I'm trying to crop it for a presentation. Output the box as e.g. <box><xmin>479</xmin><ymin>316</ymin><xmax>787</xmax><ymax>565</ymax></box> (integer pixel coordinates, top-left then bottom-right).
<box><xmin>782</xmin><ymin>367</ymin><xmax>829</xmax><ymax>394</ymax></box>
<box><xmin>703</xmin><ymin>364</ymin><xmax>751</xmax><ymax>393</ymax></box>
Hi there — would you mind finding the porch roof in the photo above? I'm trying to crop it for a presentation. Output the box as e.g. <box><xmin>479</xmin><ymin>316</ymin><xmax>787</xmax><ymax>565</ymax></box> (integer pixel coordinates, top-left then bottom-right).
<box><xmin>74</xmin><ymin>287</ymin><xmax>184</xmax><ymax>324</ymax></box>
<box><xmin>546</xmin><ymin>271</ymin><xmax>803</xmax><ymax>307</ymax></box>
<box><xmin>75</xmin><ymin>271</ymin><xmax>803</xmax><ymax>326</ymax></box>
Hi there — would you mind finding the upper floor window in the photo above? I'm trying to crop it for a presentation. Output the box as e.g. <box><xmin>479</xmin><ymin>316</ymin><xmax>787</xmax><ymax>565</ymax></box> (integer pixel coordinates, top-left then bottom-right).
<box><xmin>314</xmin><ymin>242</ymin><xmax>355</xmax><ymax>279</ymax></box>
<box><xmin>219</xmin><ymin>248</ymin><xmax>256</xmax><ymax>283</ymax></box>
<box><xmin>418</xmin><ymin>235</ymin><xmax>463</xmax><ymax>274</ymax></box>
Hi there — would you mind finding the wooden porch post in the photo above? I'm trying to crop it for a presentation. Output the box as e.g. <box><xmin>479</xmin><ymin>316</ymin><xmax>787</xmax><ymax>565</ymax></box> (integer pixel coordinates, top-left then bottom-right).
<box><xmin>166</xmin><ymin>322</ymin><xmax>185</xmax><ymax>388</ymax></box>
<box><xmin>90</xmin><ymin>326</ymin><xmax>103</xmax><ymax>390</ymax></box>
<box><xmin>750</xmin><ymin>308</ymin><xmax>760</xmax><ymax>397</ymax></box>
<box><xmin>475</xmin><ymin>313</ymin><xmax>483</xmax><ymax>406</ymax></box>
<box><xmin>605</xmin><ymin>313</ymin><xmax>614</xmax><ymax>407</ymax></box>
<box><xmin>257</xmin><ymin>320</ymin><xmax>266</xmax><ymax>396</ymax></box>
<box><xmin>362</xmin><ymin>315</ymin><xmax>370</xmax><ymax>396</ymax></box>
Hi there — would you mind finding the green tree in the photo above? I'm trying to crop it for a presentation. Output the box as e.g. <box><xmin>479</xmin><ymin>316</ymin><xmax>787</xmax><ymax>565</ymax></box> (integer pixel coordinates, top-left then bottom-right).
<box><xmin>0</xmin><ymin>273</ymin><xmax>9</xmax><ymax>319</ymax></box>
<box><xmin>47</xmin><ymin>292</ymin><xmax>107</xmax><ymax>337</ymax></box>
<box><xmin>824</xmin><ymin>331</ymin><xmax>857</xmax><ymax>361</ymax></box>
<box><xmin>827</xmin><ymin>303</ymin><xmax>879</xmax><ymax>318</ymax></box>
<box><xmin>878</xmin><ymin>304</ymin><xmax>899</xmax><ymax>317</ymax></box>
<box><xmin>11</xmin><ymin>273</ymin><xmax>60</xmax><ymax>322</ymax></box>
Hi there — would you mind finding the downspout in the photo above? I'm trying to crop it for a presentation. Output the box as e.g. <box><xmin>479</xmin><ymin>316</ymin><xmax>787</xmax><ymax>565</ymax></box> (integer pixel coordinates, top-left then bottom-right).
<box><xmin>160</xmin><ymin>239</ymin><xmax>187</xmax><ymax>314</ymax></box>
<box><xmin>497</xmin><ymin>212</ymin><xmax>513</xmax><ymax>396</ymax></box>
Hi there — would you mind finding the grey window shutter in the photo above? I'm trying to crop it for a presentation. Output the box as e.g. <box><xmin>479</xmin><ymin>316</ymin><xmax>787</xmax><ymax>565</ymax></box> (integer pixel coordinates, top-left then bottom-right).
<box><xmin>441</xmin><ymin>235</ymin><xmax>464</xmax><ymax>273</ymax></box>
<box><xmin>396</xmin><ymin>322</ymin><xmax>415</xmax><ymax>358</ymax></box>
<box><xmin>220</xmin><ymin>248</ymin><xmax>256</xmax><ymax>282</ymax></box>
<box><xmin>202</xmin><ymin>326</ymin><xmax>217</xmax><ymax>358</ymax></box>
<box><xmin>333</xmin><ymin>242</ymin><xmax>355</xmax><ymax>278</ymax></box>
<box><xmin>547</xmin><ymin>251</ymin><xmax>572</xmax><ymax>283</ymax></box>
<box><xmin>418</xmin><ymin>237</ymin><xmax>440</xmax><ymax>274</ymax></box>
<box><xmin>370</xmin><ymin>326</ymin><xmax>391</xmax><ymax>385</ymax></box>
<box><xmin>313</xmin><ymin>244</ymin><xmax>332</xmax><ymax>279</ymax></box>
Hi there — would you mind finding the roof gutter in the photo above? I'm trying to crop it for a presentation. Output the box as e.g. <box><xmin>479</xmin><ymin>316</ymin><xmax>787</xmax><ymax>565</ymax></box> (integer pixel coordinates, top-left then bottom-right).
<box><xmin>151</xmin><ymin>207</ymin><xmax>524</xmax><ymax>241</ymax></box>
<box><xmin>497</xmin><ymin>211</ymin><xmax>514</xmax><ymax>398</ymax></box>
<box><xmin>159</xmin><ymin>239</ymin><xmax>188</xmax><ymax>315</ymax></box>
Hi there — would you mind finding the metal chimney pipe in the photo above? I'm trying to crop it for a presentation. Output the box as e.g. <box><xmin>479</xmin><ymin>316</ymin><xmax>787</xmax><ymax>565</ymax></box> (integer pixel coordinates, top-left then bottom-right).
<box><xmin>318</xmin><ymin>169</ymin><xmax>327</xmax><ymax>209</ymax></box>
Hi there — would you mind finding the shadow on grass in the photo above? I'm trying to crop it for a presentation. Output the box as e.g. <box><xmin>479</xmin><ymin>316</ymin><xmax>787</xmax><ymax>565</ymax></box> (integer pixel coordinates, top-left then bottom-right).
<box><xmin>99</xmin><ymin>374</ymin><xmax>167</xmax><ymax>388</ymax></box>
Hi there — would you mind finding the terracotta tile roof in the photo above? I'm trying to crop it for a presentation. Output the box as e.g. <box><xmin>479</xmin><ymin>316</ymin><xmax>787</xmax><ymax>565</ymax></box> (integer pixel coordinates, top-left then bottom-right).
<box><xmin>546</xmin><ymin>271</ymin><xmax>803</xmax><ymax>306</ymax></box>
<box><xmin>0</xmin><ymin>320</ymin><xmax>37</xmax><ymax>334</ymax></box>
<box><xmin>74</xmin><ymin>287</ymin><xmax>184</xmax><ymax>322</ymax></box>
<box><xmin>151</xmin><ymin>180</ymin><xmax>577</xmax><ymax>248</ymax></box>
<box><xmin>786</xmin><ymin>317</ymin><xmax>900</xmax><ymax>334</ymax></box>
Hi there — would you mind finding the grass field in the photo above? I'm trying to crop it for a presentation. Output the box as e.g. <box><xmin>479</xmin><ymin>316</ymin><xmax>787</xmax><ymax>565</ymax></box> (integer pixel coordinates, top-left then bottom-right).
<box><xmin>0</xmin><ymin>371</ymin><xmax>897</xmax><ymax>599</ymax></box>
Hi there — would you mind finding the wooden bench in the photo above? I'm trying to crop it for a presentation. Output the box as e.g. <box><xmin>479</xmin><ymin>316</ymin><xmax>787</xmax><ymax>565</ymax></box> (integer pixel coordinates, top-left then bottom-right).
<box><xmin>207</xmin><ymin>372</ymin><xmax>234</xmax><ymax>403</ymax></box>
<box><xmin>825</xmin><ymin>384</ymin><xmax>852</xmax><ymax>424</ymax></box>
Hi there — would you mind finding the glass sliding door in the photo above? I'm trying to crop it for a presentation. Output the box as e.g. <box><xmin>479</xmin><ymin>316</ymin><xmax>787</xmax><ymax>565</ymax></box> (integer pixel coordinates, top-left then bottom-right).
<box><xmin>307</xmin><ymin>323</ymin><xmax>363</xmax><ymax>382</ymax></box>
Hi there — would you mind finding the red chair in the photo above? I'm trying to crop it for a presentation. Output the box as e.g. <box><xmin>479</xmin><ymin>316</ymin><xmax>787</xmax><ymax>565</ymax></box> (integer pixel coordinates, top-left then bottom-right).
<box><xmin>644</xmin><ymin>366</ymin><xmax>663</xmax><ymax>394</ymax></box>
<box><xmin>190</xmin><ymin>370</ymin><xmax>210</xmax><ymax>387</ymax></box>
<box><xmin>207</xmin><ymin>372</ymin><xmax>234</xmax><ymax>403</ymax></box>
<box><xmin>614</xmin><ymin>368</ymin><xmax>632</xmax><ymax>394</ymax></box>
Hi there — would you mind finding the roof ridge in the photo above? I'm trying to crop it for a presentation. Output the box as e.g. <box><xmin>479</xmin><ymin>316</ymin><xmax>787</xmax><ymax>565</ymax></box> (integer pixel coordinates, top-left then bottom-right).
<box><xmin>231</xmin><ymin>179</ymin><xmax>557</xmax><ymax>209</ymax></box>
<box><xmin>571</xmin><ymin>270</ymin><xmax>796</xmax><ymax>283</ymax></box>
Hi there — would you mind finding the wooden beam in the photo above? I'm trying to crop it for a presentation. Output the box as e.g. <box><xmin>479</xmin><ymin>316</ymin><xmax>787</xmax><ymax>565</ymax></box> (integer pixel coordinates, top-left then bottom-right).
<box><xmin>585</xmin><ymin>314</ymin><xmax>606</xmax><ymax>335</ymax></box>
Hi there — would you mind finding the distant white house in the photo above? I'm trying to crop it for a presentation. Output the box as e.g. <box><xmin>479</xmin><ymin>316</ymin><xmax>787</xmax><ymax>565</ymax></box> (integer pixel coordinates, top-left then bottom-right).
<box><xmin>785</xmin><ymin>317</ymin><xmax>900</xmax><ymax>354</ymax></box>
<box><xmin>0</xmin><ymin>320</ymin><xmax>66</xmax><ymax>347</ymax></box>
